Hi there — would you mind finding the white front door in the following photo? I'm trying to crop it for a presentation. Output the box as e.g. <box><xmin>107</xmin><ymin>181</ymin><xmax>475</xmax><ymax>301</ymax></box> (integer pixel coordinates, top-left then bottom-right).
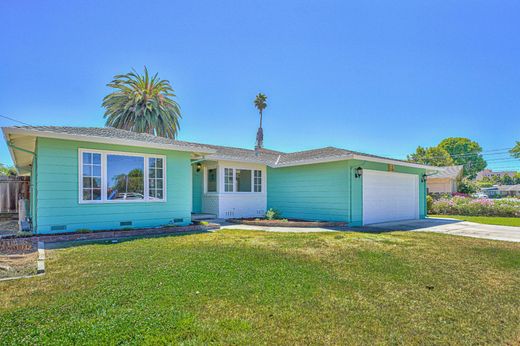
<box><xmin>362</xmin><ymin>170</ymin><xmax>419</xmax><ymax>225</ymax></box>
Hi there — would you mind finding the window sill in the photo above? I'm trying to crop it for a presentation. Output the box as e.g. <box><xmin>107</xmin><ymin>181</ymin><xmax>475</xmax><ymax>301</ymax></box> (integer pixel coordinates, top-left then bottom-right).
<box><xmin>78</xmin><ymin>199</ymin><xmax>167</xmax><ymax>205</ymax></box>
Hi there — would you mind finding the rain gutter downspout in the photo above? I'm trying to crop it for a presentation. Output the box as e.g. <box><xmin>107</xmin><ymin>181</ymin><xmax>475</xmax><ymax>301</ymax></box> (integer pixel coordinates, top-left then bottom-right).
<box><xmin>7</xmin><ymin>140</ymin><xmax>37</xmax><ymax>232</ymax></box>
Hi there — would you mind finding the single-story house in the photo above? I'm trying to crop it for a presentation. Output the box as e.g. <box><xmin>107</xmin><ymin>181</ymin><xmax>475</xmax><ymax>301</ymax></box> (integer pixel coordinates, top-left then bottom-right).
<box><xmin>497</xmin><ymin>184</ymin><xmax>520</xmax><ymax>197</ymax></box>
<box><xmin>3</xmin><ymin>126</ymin><xmax>441</xmax><ymax>234</ymax></box>
<box><xmin>426</xmin><ymin>165</ymin><xmax>464</xmax><ymax>194</ymax></box>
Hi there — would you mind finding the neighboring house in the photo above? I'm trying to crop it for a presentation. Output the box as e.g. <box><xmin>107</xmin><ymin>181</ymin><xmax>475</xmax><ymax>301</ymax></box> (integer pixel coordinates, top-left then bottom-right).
<box><xmin>497</xmin><ymin>184</ymin><xmax>520</xmax><ymax>197</ymax></box>
<box><xmin>3</xmin><ymin>126</ymin><xmax>441</xmax><ymax>233</ymax></box>
<box><xmin>476</xmin><ymin>169</ymin><xmax>516</xmax><ymax>180</ymax></box>
<box><xmin>426</xmin><ymin>165</ymin><xmax>464</xmax><ymax>194</ymax></box>
<box><xmin>480</xmin><ymin>186</ymin><xmax>500</xmax><ymax>197</ymax></box>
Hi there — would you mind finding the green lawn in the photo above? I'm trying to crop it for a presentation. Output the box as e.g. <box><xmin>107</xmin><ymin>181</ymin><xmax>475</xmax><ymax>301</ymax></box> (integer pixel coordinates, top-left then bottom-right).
<box><xmin>1</xmin><ymin>230</ymin><xmax>519</xmax><ymax>345</ymax></box>
<box><xmin>430</xmin><ymin>214</ymin><xmax>520</xmax><ymax>227</ymax></box>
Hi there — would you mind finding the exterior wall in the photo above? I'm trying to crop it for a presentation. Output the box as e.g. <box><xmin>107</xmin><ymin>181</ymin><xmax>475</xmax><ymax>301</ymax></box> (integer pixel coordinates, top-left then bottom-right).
<box><xmin>267</xmin><ymin>161</ymin><xmax>350</xmax><ymax>222</ymax></box>
<box><xmin>267</xmin><ymin>159</ymin><xmax>426</xmax><ymax>225</ymax></box>
<box><xmin>200</xmin><ymin>160</ymin><xmax>267</xmax><ymax>218</ymax></box>
<box><xmin>34</xmin><ymin>137</ymin><xmax>192</xmax><ymax>234</ymax></box>
<box><xmin>427</xmin><ymin>178</ymin><xmax>455</xmax><ymax>193</ymax></box>
<box><xmin>192</xmin><ymin>165</ymin><xmax>203</xmax><ymax>213</ymax></box>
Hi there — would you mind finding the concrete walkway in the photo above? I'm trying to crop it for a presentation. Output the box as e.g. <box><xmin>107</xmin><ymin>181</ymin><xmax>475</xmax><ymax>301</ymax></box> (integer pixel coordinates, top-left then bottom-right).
<box><xmin>219</xmin><ymin>218</ymin><xmax>520</xmax><ymax>242</ymax></box>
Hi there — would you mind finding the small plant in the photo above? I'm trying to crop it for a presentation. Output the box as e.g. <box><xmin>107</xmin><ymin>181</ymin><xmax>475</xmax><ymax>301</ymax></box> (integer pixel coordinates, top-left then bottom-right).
<box><xmin>16</xmin><ymin>231</ymin><xmax>33</xmax><ymax>238</ymax></box>
<box><xmin>265</xmin><ymin>208</ymin><xmax>281</xmax><ymax>220</ymax></box>
<box><xmin>76</xmin><ymin>228</ymin><xmax>91</xmax><ymax>234</ymax></box>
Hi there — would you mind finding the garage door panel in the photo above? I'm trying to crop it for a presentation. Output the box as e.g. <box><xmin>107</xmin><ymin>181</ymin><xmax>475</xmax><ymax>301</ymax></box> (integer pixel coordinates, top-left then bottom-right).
<box><xmin>362</xmin><ymin>170</ymin><xmax>419</xmax><ymax>225</ymax></box>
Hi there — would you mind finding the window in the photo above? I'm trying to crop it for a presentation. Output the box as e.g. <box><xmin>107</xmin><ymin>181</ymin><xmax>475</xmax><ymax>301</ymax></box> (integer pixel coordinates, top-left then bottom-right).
<box><xmin>236</xmin><ymin>169</ymin><xmax>252</xmax><ymax>192</ymax></box>
<box><xmin>82</xmin><ymin>152</ymin><xmax>102</xmax><ymax>201</ymax></box>
<box><xmin>254</xmin><ymin>170</ymin><xmax>262</xmax><ymax>192</ymax></box>
<box><xmin>207</xmin><ymin>168</ymin><xmax>217</xmax><ymax>192</ymax></box>
<box><xmin>148</xmin><ymin>157</ymin><xmax>164</xmax><ymax>199</ymax></box>
<box><xmin>224</xmin><ymin>168</ymin><xmax>234</xmax><ymax>192</ymax></box>
<box><xmin>107</xmin><ymin>154</ymin><xmax>144</xmax><ymax>200</ymax></box>
<box><xmin>79</xmin><ymin>150</ymin><xmax>165</xmax><ymax>203</ymax></box>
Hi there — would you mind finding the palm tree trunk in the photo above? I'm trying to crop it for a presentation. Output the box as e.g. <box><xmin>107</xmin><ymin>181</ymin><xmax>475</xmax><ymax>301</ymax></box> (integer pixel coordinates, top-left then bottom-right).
<box><xmin>259</xmin><ymin>110</ymin><xmax>263</xmax><ymax>129</ymax></box>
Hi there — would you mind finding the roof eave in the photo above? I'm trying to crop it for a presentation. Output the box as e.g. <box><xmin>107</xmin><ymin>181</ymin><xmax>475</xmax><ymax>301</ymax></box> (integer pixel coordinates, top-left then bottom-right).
<box><xmin>350</xmin><ymin>154</ymin><xmax>445</xmax><ymax>171</ymax></box>
<box><xmin>2</xmin><ymin>127</ymin><xmax>216</xmax><ymax>155</ymax></box>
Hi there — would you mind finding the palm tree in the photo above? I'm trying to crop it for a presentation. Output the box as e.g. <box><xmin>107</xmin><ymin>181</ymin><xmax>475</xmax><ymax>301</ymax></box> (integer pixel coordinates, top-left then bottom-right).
<box><xmin>254</xmin><ymin>93</ymin><xmax>267</xmax><ymax>149</ymax></box>
<box><xmin>102</xmin><ymin>67</ymin><xmax>181</xmax><ymax>139</ymax></box>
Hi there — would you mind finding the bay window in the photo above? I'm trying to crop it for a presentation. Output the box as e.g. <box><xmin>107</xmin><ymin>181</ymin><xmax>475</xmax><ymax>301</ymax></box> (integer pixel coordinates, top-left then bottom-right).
<box><xmin>221</xmin><ymin>168</ymin><xmax>262</xmax><ymax>193</ymax></box>
<box><xmin>79</xmin><ymin>149</ymin><xmax>166</xmax><ymax>203</ymax></box>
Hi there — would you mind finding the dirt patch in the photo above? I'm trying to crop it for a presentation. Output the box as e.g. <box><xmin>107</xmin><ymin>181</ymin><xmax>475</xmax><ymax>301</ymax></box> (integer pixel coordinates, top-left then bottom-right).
<box><xmin>227</xmin><ymin>218</ymin><xmax>347</xmax><ymax>228</ymax></box>
<box><xmin>0</xmin><ymin>238</ymin><xmax>38</xmax><ymax>279</ymax></box>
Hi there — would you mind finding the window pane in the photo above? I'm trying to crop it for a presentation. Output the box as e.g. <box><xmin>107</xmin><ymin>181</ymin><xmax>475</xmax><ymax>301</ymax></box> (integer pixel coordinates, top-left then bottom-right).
<box><xmin>92</xmin><ymin>189</ymin><xmax>101</xmax><ymax>200</ymax></box>
<box><xmin>149</xmin><ymin>189</ymin><xmax>156</xmax><ymax>198</ymax></box>
<box><xmin>83</xmin><ymin>177</ymin><xmax>92</xmax><ymax>188</ymax></box>
<box><xmin>83</xmin><ymin>165</ymin><xmax>92</xmax><ymax>176</ymax></box>
<box><xmin>93</xmin><ymin>165</ymin><xmax>101</xmax><ymax>177</ymax></box>
<box><xmin>156</xmin><ymin>168</ymin><xmax>163</xmax><ymax>179</ymax></box>
<box><xmin>207</xmin><ymin>168</ymin><xmax>217</xmax><ymax>192</ymax></box>
<box><xmin>83</xmin><ymin>152</ymin><xmax>92</xmax><ymax>164</ymax></box>
<box><xmin>236</xmin><ymin>169</ymin><xmax>252</xmax><ymax>192</ymax></box>
<box><xmin>149</xmin><ymin>179</ymin><xmax>155</xmax><ymax>188</ymax></box>
<box><xmin>156</xmin><ymin>190</ymin><xmax>163</xmax><ymax>199</ymax></box>
<box><xmin>156</xmin><ymin>179</ymin><xmax>163</xmax><ymax>189</ymax></box>
<box><xmin>107</xmin><ymin>154</ymin><xmax>144</xmax><ymax>200</ymax></box>
<box><xmin>93</xmin><ymin>178</ymin><xmax>101</xmax><ymax>188</ymax></box>
<box><xmin>149</xmin><ymin>168</ymin><xmax>156</xmax><ymax>178</ymax></box>
<box><xmin>149</xmin><ymin>157</ymin><xmax>156</xmax><ymax>169</ymax></box>
<box><xmin>83</xmin><ymin>189</ymin><xmax>92</xmax><ymax>200</ymax></box>
<box><xmin>92</xmin><ymin>153</ymin><xmax>101</xmax><ymax>165</ymax></box>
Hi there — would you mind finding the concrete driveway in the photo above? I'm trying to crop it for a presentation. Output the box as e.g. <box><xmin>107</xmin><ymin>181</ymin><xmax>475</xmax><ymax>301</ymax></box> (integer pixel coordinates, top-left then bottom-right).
<box><xmin>366</xmin><ymin>218</ymin><xmax>520</xmax><ymax>243</ymax></box>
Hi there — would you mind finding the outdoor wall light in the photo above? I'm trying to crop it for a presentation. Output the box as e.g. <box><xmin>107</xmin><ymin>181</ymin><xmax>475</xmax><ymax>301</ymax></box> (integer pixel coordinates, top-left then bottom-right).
<box><xmin>355</xmin><ymin>167</ymin><xmax>363</xmax><ymax>178</ymax></box>
<box><xmin>421</xmin><ymin>173</ymin><xmax>427</xmax><ymax>182</ymax></box>
<box><xmin>196</xmin><ymin>163</ymin><xmax>202</xmax><ymax>172</ymax></box>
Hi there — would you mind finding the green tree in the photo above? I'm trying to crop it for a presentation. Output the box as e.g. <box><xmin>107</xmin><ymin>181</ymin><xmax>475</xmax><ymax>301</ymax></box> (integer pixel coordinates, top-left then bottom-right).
<box><xmin>407</xmin><ymin>146</ymin><xmax>454</xmax><ymax>166</ymax></box>
<box><xmin>0</xmin><ymin>164</ymin><xmax>16</xmax><ymax>176</ymax></box>
<box><xmin>111</xmin><ymin>168</ymin><xmax>144</xmax><ymax>194</ymax></box>
<box><xmin>457</xmin><ymin>178</ymin><xmax>478</xmax><ymax>194</ymax></box>
<box><xmin>438</xmin><ymin>137</ymin><xmax>487</xmax><ymax>179</ymax></box>
<box><xmin>254</xmin><ymin>93</ymin><xmax>267</xmax><ymax>149</ymax></box>
<box><xmin>102</xmin><ymin>67</ymin><xmax>181</xmax><ymax>139</ymax></box>
<box><xmin>510</xmin><ymin>141</ymin><xmax>520</xmax><ymax>159</ymax></box>
<box><xmin>502</xmin><ymin>174</ymin><xmax>514</xmax><ymax>185</ymax></box>
<box><xmin>514</xmin><ymin>172</ymin><xmax>520</xmax><ymax>184</ymax></box>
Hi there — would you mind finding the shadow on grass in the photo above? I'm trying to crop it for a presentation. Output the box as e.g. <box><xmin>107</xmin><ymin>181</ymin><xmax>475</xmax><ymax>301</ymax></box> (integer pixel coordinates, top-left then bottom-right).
<box><xmin>342</xmin><ymin>217</ymin><xmax>463</xmax><ymax>234</ymax></box>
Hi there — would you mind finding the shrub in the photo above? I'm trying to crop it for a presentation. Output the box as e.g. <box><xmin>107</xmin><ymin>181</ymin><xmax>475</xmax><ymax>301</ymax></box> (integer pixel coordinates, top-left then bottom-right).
<box><xmin>426</xmin><ymin>195</ymin><xmax>434</xmax><ymax>213</ymax></box>
<box><xmin>265</xmin><ymin>208</ymin><xmax>281</xmax><ymax>220</ymax></box>
<box><xmin>430</xmin><ymin>196</ymin><xmax>520</xmax><ymax>217</ymax></box>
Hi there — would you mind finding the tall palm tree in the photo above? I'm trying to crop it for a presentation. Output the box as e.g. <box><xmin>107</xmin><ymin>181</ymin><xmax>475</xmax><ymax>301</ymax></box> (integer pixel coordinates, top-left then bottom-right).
<box><xmin>254</xmin><ymin>93</ymin><xmax>267</xmax><ymax>149</ymax></box>
<box><xmin>102</xmin><ymin>67</ymin><xmax>181</xmax><ymax>139</ymax></box>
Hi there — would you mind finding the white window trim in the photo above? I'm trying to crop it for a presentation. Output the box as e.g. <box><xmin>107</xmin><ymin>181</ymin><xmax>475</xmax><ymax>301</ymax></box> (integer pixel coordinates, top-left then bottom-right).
<box><xmin>78</xmin><ymin>148</ymin><xmax>167</xmax><ymax>204</ymax></box>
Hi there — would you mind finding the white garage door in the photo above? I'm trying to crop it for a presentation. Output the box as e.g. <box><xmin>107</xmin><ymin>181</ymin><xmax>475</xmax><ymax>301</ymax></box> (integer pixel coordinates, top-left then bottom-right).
<box><xmin>362</xmin><ymin>170</ymin><xmax>419</xmax><ymax>225</ymax></box>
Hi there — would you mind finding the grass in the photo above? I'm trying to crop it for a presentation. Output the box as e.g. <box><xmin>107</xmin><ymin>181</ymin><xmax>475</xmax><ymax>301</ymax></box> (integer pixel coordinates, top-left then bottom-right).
<box><xmin>430</xmin><ymin>214</ymin><xmax>520</xmax><ymax>227</ymax></box>
<box><xmin>1</xmin><ymin>230</ymin><xmax>519</xmax><ymax>344</ymax></box>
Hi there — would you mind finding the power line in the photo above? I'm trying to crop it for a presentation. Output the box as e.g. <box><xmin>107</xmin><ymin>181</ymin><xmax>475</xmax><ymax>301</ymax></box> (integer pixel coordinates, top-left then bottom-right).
<box><xmin>0</xmin><ymin>114</ymin><xmax>32</xmax><ymax>126</ymax></box>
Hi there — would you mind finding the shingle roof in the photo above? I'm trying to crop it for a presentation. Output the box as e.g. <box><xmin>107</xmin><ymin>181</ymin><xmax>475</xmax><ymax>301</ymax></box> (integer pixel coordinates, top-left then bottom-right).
<box><xmin>429</xmin><ymin>165</ymin><xmax>464</xmax><ymax>179</ymax></box>
<box><xmin>3</xmin><ymin>126</ymin><xmax>439</xmax><ymax>170</ymax></box>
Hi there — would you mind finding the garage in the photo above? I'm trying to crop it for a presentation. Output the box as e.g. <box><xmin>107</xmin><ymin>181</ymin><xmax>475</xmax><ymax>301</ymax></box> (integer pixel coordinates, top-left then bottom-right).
<box><xmin>362</xmin><ymin>170</ymin><xmax>419</xmax><ymax>225</ymax></box>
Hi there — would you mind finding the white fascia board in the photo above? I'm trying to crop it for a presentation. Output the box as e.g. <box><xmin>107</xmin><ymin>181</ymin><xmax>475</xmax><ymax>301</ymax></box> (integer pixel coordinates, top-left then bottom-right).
<box><xmin>273</xmin><ymin>154</ymin><xmax>354</xmax><ymax>167</ymax></box>
<box><xmin>2</xmin><ymin>127</ymin><xmax>216</xmax><ymax>155</ymax></box>
<box><xmin>350</xmin><ymin>154</ymin><xmax>445</xmax><ymax>171</ymax></box>
<box><xmin>2</xmin><ymin>128</ymin><xmax>18</xmax><ymax>168</ymax></box>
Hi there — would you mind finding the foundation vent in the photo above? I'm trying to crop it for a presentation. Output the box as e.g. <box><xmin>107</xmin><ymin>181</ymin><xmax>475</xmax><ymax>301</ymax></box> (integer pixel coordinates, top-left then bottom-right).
<box><xmin>50</xmin><ymin>225</ymin><xmax>67</xmax><ymax>231</ymax></box>
<box><xmin>120</xmin><ymin>221</ymin><xmax>133</xmax><ymax>226</ymax></box>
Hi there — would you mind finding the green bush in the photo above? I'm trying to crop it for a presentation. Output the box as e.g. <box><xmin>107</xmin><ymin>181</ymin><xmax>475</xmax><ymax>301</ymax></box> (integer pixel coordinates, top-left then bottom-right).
<box><xmin>265</xmin><ymin>208</ymin><xmax>281</xmax><ymax>220</ymax></box>
<box><xmin>430</xmin><ymin>196</ymin><xmax>520</xmax><ymax>217</ymax></box>
<box><xmin>426</xmin><ymin>195</ymin><xmax>434</xmax><ymax>213</ymax></box>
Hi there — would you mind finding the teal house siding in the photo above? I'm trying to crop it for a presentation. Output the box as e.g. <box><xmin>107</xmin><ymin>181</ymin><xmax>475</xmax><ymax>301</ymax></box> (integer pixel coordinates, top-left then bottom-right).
<box><xmin>192</xmin><ymin>166</ymin><xmax>202</xmax><ymax>213</ymax></box>
<box><xmin>267</xmin><ymin>161</ymin><xmax>350</xmax><ymax>222</ymax></box>
<box><xmin>34</xmin><ymin>137</ymin><xmax>192</xmax><ymax>234</ymax></box>
<box><xmin>267</xmin><ymin>160</ymin><xmax>426</xmax><ymax>225</ymax></box>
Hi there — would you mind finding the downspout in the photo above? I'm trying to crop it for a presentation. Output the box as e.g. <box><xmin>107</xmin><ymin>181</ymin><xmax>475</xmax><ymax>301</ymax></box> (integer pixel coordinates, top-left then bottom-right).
<box><xmin>7</xmin><ymin>140</ymin><xmax>37</xmax><ymax>232</ymax></box>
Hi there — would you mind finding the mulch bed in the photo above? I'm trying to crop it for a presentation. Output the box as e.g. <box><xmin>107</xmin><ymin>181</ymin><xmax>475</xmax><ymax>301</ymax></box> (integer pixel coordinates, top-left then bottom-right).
<box><xmin>0</xmin><ymin>222</ymin><xmax>220</xmax><ymax>245</ymax></box>
<box><xmin>227</xmin><ymin>218</ymin><xmax>347</xmax><ymax>228</ymax></box>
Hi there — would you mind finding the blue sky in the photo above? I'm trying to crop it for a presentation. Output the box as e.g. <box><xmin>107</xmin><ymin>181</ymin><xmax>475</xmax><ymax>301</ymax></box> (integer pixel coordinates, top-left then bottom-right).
<box><xmin>1</xmin><ymin>0</ymin><xmax>519</xmax><ymax>170</ymax></box>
